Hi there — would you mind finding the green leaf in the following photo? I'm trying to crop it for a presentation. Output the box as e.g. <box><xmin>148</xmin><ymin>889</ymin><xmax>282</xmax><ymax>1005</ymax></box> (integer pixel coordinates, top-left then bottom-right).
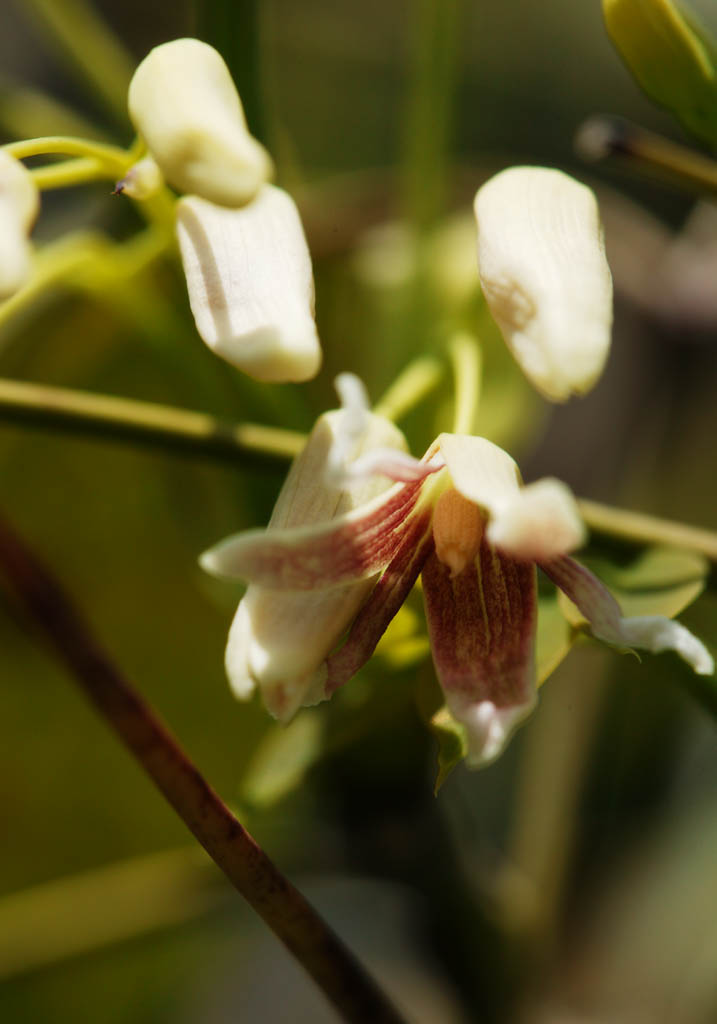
<box><xmin>536</xmin><ymin>590</ymin><xmax>574</xmax><ymax>686</ymax></box>
<box><xmin>603</xmin><ymin>0</ymin><xmax>717</xmax><ymax>146</ymax></box>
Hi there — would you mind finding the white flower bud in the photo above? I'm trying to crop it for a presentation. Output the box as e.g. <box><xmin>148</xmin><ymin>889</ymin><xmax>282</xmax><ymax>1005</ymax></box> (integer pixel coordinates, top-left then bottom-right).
<box><xmin>176</xmin><ymin>185</ymin><xmax>322</xmax><ymax>382</ymax></box>
<box><xmin>128</xmin><ymin>38</ymin><xmax>273</xmax><ymax>207</ymax></box>
<box><xmin>474</xmin><ymin>166</ymin><xmax>613</xmax><ymax>402</ymax></box>
<box><xmin>0</xmin><ymin>151</ymin><xmax>39</xmax><ymax>299</ymax></box>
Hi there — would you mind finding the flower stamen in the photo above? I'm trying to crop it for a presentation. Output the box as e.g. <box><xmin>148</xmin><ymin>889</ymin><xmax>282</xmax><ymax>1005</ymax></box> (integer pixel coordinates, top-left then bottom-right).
<box><xmin>433</xmin><ymin>488</ymin><xmax>485</xmax><ymax>576</ymax></box>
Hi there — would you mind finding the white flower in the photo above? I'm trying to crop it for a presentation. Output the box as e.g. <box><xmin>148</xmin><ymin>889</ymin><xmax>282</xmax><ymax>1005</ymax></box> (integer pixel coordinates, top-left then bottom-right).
<box><xmin>474</xmin><ymin>166</ymin><xmax>613</xmax><ymax>401</ymax></box>
<box><xmin>128</xmin><ymin>38</ymin><xmax>273</xmax><ymax>207</ymax></box>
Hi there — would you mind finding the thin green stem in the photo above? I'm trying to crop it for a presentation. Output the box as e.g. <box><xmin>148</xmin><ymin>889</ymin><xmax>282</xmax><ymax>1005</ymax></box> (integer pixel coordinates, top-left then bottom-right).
<box><xmin>450</xmin><ymin>332</ymin><xmax>482</xmax><ymax>434</ymax></box>
<box><xmin>5</xmin><ymin>136</ymin><xmax>131</xmax><ymax>172</ymax></box>
<box><xmin>576</xmin><ymin>116</ymin><xmax>717</xmax><ymax>196</ymax></box>
<box><xmin>372</xmin><ymin>356</ymin><xmax>443</xmax><ymax>422</ymax></box>
<box><xmin>0</xmin><ymin>378</ymin><xmax>304</xmax><ymax>463</ymax></box>
<box><xmin>401</xmin><ymin>0</ymin><xmax>462</xmax><ymax>229</ymax></box>
<box><xmin>579</xmin><ymin>498</ymin><xmax>717</xmax><ymax>564</ymax></box>
<box><xmin>29</xmin><ymin>157</ymin><xmax>107</xmax><ymax>189</ymax></box>
<box><xmin>0</xmin><ymin>513</ymin><xmax>407</xmax><ymax>1024</ymax></box>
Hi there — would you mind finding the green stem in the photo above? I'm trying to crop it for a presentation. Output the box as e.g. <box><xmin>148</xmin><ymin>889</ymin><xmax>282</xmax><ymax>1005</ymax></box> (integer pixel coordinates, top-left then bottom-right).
<box><xmin>576</xmin><ymin>116</ymin><xmax>717</xmax><ymax>196</ymax></box>
<box><xmin>401</xmin><ymin>0</ymin><xmax>462</xmax><ymax>229</ymax></box>
<box><xmin>372</xmin><ymin>355</ymin><xmax>443</xmax><ymax>422</ymax></box>
<box><xmin>0</xmin><ymin>513</ymin><xmax>406</xmax><ymax>1024</ymax></box>
<box><xmin>579</xmin><ymin>498</ymin><xmax>717</xmax><ymax>563</ymax></box>
<box><xmin>5</xmin><ymin>135</ymin><xmax>131</xmax><ymax>172</ymax></box>
<box><xmin>0</xmin><ymin>378</ymin><xmax>304</xmax><ymax>463</ymax></box>
<box><xmin>449</xmin><ymin>332</ymin><xmax>482</xmax><ymax>434</ymax></box>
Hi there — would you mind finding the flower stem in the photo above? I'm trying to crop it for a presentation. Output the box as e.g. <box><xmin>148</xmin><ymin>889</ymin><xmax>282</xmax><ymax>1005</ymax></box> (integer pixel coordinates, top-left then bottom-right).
<box><xmin>5</xmin><ymin>136</ymin><xmax>131</xmax><ymax>173</ymax></box>
<box><xmin>576</xmin><ymin>116</ymin><xmax>717</xmax><ymax>196</ymax></box>
<box><xmin>401</xmin><ymin>0</ymin><xmax>463</xmax><ymax>229</ymax></box>
<box><xmin>449</xmin><ymin>332</ymin><xmax>482</xmax><ymax>434</ymax></box>
<box><xmin>579</xmin><ymin>498</ymin><xmax>717</xmax><ymax>564</ymax></box>
<box><xmin>0</xmin><ymin>512</ymin><xmax>407</xmax><ymax>1024</ymax></box>
<box><xmin>0</xmin><ymin>378</ymin><xmax>304</xmax><ymax>463</ymax></box>
<box><xmin>372</xmin><ymin>356</ymin><xmax>443</xmax><ymax>422</ymax></box>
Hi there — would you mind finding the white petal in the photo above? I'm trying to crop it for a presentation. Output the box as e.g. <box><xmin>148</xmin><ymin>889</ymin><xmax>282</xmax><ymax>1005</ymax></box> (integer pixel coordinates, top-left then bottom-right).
<box><xmin>618</xmin><ymin>616</ymin><xmax>714</xmax><ymax>676</ymax></box>
<box><xmin>485</xmin><ymin>478</ymin><xmax>586</xmax><ymax>561</ymax></box>
<box><xmin>176</xmin><ymin>187</ymin><xmax>322</xmax><ymax>382</ymax></box>
<box><xmin>128</xmin><ymin>38</ymin><xmax>272</xmax><ymax>206</ymax></box>
<box><xmin>474</xmin><ymin>166</ymin><xmax>613</xmax><ymax>401</ymax></box>
<box><xmin>447</xmin><ymin>698</ymin><xmax>536</xmax><ymax>768</ymax></box>
<box><xmin>438</xmin><ymin>433</ymin><xmax>522</xmax><ymax>510</ymax></box>
<box><xmin>0</xmin><ymin>151</ymin><xmax>39</xmax><ymax>298</ymax></box>
<box><xmin>439</xmin><ymin>433</ymin><xmax>584</xmax><ymax>561</ymax></box>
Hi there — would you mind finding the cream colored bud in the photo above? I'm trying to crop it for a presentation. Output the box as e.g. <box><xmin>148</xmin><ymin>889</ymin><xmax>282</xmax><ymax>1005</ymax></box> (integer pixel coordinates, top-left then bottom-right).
<box><xmin>474</xmin><ymin>166</ymin><xmax>613</xmax><ymax>402</ymax></box>
<box><xmin>0</xmin><ymin>151</ymin><xmax>39</xmax><ymax>299</ymax></box>
<box><xmin>114</xmin><ymin>156</ymin><xmax>163</xmax><ymax>199</ymax></box>
<box><xmin>176</xmin><ymin>186</ymin><xmax>322</xmax><ymax>382</ymax></box>
<box><xmin>128</xmin><ymin>38</ymin><xmax>273</xmax><ymax>206</ymax></box>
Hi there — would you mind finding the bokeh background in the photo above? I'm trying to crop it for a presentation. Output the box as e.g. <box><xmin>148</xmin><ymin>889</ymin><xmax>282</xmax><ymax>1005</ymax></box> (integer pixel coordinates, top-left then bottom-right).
<box><xmin>1</xmin><ymin>1</ymin><xmax>717</xmax><ymax>1021</ymax></box>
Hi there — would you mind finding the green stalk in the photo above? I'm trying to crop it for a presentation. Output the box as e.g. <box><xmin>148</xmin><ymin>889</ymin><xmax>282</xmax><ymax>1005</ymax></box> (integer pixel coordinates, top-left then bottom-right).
<box><xmin>401</xmin><ymin>0</ymin><xmax>462</xmax><ymax>229</ymax></box>
<box><xmin>0</xmin><ymin>378</ymin><xmax>304</xmax><ymax>463</ymax></box>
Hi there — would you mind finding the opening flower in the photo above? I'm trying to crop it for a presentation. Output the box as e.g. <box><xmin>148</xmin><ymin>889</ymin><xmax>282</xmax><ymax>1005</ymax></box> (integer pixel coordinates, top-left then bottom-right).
<box><xmin>0</xmin><ymin>150</ymin><xmax>39</xmax><ymax>299</ymax></box>
<box><xmin>202</xmin><ymin>376</ymin><xmax>713</xmax><ymax>768</ymax></box>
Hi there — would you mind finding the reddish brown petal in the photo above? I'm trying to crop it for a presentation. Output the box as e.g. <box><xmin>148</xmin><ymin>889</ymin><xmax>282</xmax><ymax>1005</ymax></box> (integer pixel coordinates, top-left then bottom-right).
<box><xmin>422</xmin><ymin>541</ymin><xmax>537</xmax><ymax>765</ymax></box>
<box><xmin>201</xmin><ymin>476</ymin><xmax>429</xmax><ymax>590</ymax></box>
<box><xmin>324</xmin><ymin>507</ymin><xmax>435</xmax><ymax>693</ymax></box>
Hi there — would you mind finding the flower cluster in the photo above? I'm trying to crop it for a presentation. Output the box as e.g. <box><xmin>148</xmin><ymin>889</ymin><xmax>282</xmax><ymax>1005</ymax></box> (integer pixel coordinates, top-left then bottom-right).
<box><xmin>1</xmin><ymin>33</ymin><xmax>711</xmax><ymax>774</ymax></box>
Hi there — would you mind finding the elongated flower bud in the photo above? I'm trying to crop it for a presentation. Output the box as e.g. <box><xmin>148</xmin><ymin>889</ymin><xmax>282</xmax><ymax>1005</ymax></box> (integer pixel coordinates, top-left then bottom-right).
<box><xmin>474</xmin><ymin>166</ymin><xmax>613</xmax><ymax>402</ymax></box>
<box><xmin>176</xmin><ymin>185</ymin><xmax>322</xmax><ymax>381</ymax></box>
<box><xmin>603</xmin><ymin>0</ymin><xmax>717</xmax><ymax>145</ymax></box>
<box><xmin>0</xmin><ymin>151</ymin><xmax>39</xmax><ymax>298</ymax></box>
<box><xmin>128</xmin><ymin>38</ymin><xmax>273</xmax><ymax>206</ymax></box>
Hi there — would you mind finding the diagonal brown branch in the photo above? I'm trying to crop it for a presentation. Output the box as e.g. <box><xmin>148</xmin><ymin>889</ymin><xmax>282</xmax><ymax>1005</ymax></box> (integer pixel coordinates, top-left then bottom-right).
<box><xmin>0</xmin><ymin>510</ymin><xmax>406</xmax><ymax>1024</ymax></box>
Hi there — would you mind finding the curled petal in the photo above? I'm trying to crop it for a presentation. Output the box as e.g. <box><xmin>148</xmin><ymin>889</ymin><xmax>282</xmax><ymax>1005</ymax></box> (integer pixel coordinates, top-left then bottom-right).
<box><xmin>0</xmin><ymin>151</ymin><xmax>39</xmax><ymax>298</ymax></box>
<box><xmin>176</xmin><ymin>187</ymin><xmax>322</xmax><ymax>382</ymax></box>
<box><xmin>543</xmin><ymin>556</ymin><xmax>714</xmax><ymax>675</ymax></box>
<box><xmin>200</xmin><ymin>474</ymin><xmax>429</xmax><ymax>589</ymax></box>
<box><xmin>474</xmin><ymin>166</ymin><xmax>613</xmax><ymax>401</ymax></box>
<box><xmin>485</xmin><ymin>478</ymin><xmax>586</xmax><ymax>561</ymax></box>
<box><xmin>422</xmin><ymin>541</ymin><xmax>538</xmax><ymax>767</ymax></box>
<box><xmin>128</xmin><ymin>38</ymin><xmax>272</xmax><ymax>206</ymax></box>
<box><xmin>438</xmin><ymin>433</ymin><xmax>584</xmax><ymax>561</ymax></box>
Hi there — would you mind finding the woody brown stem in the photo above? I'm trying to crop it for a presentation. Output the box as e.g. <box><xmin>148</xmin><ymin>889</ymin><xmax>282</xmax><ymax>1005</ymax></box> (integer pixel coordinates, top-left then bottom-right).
<box><xmin>0</xmin><ymin>511</ymin><xmax>406</xmax><ymax>1024</ymax></box>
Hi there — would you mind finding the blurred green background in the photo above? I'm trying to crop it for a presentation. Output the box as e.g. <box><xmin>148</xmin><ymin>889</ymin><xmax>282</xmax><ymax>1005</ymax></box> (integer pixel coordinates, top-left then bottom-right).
<box><xmin>1</xmin><ymin>1</ymin><xmax>717</xmax><ymax>1021</ymax></box>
